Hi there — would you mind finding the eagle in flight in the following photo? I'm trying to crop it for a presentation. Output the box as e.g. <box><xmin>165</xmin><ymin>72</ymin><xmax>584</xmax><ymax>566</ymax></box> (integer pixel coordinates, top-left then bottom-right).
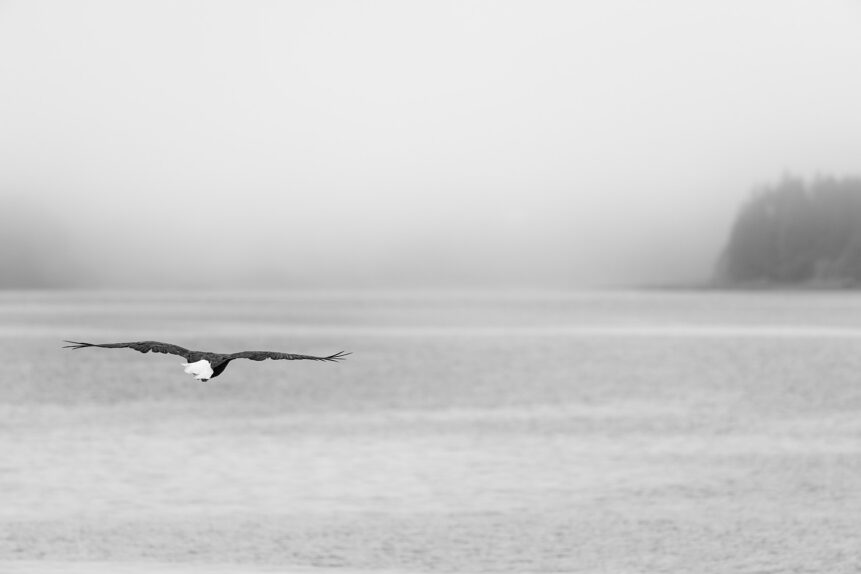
<box><xmin>63</xmin><ymin>340</ymin><xmax>349</xmax><ymax>382</ymax></box>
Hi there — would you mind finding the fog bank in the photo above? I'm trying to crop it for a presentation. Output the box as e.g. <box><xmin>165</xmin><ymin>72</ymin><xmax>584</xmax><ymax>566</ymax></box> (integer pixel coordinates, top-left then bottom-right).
<box><xmin>2</xmin><ymin>1</ymin><xmax>860</xmax><ymax>289</ymax></box>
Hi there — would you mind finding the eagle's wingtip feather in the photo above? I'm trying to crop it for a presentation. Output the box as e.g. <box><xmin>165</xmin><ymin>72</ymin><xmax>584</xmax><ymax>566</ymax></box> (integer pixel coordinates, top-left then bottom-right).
<box><xmin>62</xmin><ymin>340</ymin><xmax>91</xmax><ymax>350</ymax></box>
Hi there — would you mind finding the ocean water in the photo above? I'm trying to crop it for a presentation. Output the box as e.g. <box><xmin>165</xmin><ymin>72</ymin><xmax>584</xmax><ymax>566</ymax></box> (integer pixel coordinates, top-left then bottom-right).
<box><xmin>0</xmin><ymin>290</ymin><xmax>859</xmax><ymax>573</ymax></box>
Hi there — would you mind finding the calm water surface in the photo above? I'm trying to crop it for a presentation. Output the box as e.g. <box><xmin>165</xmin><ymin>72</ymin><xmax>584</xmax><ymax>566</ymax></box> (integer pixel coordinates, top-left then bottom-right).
<box><xmin>0</xmin><ymin>291</ymin><xmax>859</xmax><ymax>573</ymax></box>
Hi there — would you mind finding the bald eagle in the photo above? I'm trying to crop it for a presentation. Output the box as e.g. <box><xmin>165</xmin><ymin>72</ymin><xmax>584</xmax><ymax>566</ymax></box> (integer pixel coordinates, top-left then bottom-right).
<box><xmin>63</xmin><ymin>340</ymin><xmax>349</xmax><ymax>382</ymax></box>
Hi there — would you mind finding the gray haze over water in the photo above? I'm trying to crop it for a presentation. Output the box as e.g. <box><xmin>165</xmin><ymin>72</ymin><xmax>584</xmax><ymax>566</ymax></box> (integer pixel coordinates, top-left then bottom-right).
<box><xmin>2</xmin><ymin>1</ymin><xmax>861</xmax><ymax>288</ymax></box>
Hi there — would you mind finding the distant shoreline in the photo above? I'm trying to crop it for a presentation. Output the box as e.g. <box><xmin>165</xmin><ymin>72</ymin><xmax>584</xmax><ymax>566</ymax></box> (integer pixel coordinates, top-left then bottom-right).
<box><xmin>639</xmin><ymin>280</ymin><xmax>861</xmax><ymax>292</ymax></box>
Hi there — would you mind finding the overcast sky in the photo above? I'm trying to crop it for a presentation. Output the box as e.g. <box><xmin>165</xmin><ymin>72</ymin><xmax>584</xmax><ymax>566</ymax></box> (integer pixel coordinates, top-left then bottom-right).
<box><xmin>2</xmin><ymin>1</ymin><xmax>860</xmax><ymax>288</ymax></box>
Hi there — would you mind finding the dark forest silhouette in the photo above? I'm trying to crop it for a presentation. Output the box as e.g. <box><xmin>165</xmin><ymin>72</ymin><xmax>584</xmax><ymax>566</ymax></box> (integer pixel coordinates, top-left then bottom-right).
<box><xmin>716</xmin><ymin>175</ymin><xmax>861</xmax><ymax>287</ymax></box>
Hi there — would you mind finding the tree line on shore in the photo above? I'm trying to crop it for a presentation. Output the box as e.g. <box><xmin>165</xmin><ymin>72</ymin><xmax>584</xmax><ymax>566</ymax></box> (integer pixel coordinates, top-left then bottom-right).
<box><xmin>715</xmin><ymin>175</ymin><xmax>861</xmax><ymax>287</ymax></box>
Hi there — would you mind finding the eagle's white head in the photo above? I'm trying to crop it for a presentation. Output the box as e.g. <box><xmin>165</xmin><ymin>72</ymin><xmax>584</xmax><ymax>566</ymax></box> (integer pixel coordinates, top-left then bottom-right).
<box><xmin>182</xmin><ymin>359</ymin><xmax>214</xmax><ymax>381</ymax></box>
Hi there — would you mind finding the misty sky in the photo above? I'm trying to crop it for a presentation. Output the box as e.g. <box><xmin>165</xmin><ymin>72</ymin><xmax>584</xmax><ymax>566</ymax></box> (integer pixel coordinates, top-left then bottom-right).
<box><xmin>2</xmin><ymin>1</ymin><xmax>860</xmax><ymax>288</ymax></box>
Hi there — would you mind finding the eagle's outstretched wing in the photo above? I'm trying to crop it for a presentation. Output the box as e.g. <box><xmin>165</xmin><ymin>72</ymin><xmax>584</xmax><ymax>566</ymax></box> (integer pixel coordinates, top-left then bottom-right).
<box><xmin>63</xmin><ymin>340</ymin><xmax>193</xmax><ymax>360</ymax></box>
<box><xmin>228</xmin><ymin>350</ymin><xmax>350</xmax><ymax>362</ymax></box>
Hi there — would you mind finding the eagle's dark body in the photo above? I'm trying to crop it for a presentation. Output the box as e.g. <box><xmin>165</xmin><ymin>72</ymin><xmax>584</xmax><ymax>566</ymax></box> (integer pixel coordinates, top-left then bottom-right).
<box><xmin>63</xmin><ymin>340</ymin><xmax>349</xmax><ymax>381</ymax></box>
